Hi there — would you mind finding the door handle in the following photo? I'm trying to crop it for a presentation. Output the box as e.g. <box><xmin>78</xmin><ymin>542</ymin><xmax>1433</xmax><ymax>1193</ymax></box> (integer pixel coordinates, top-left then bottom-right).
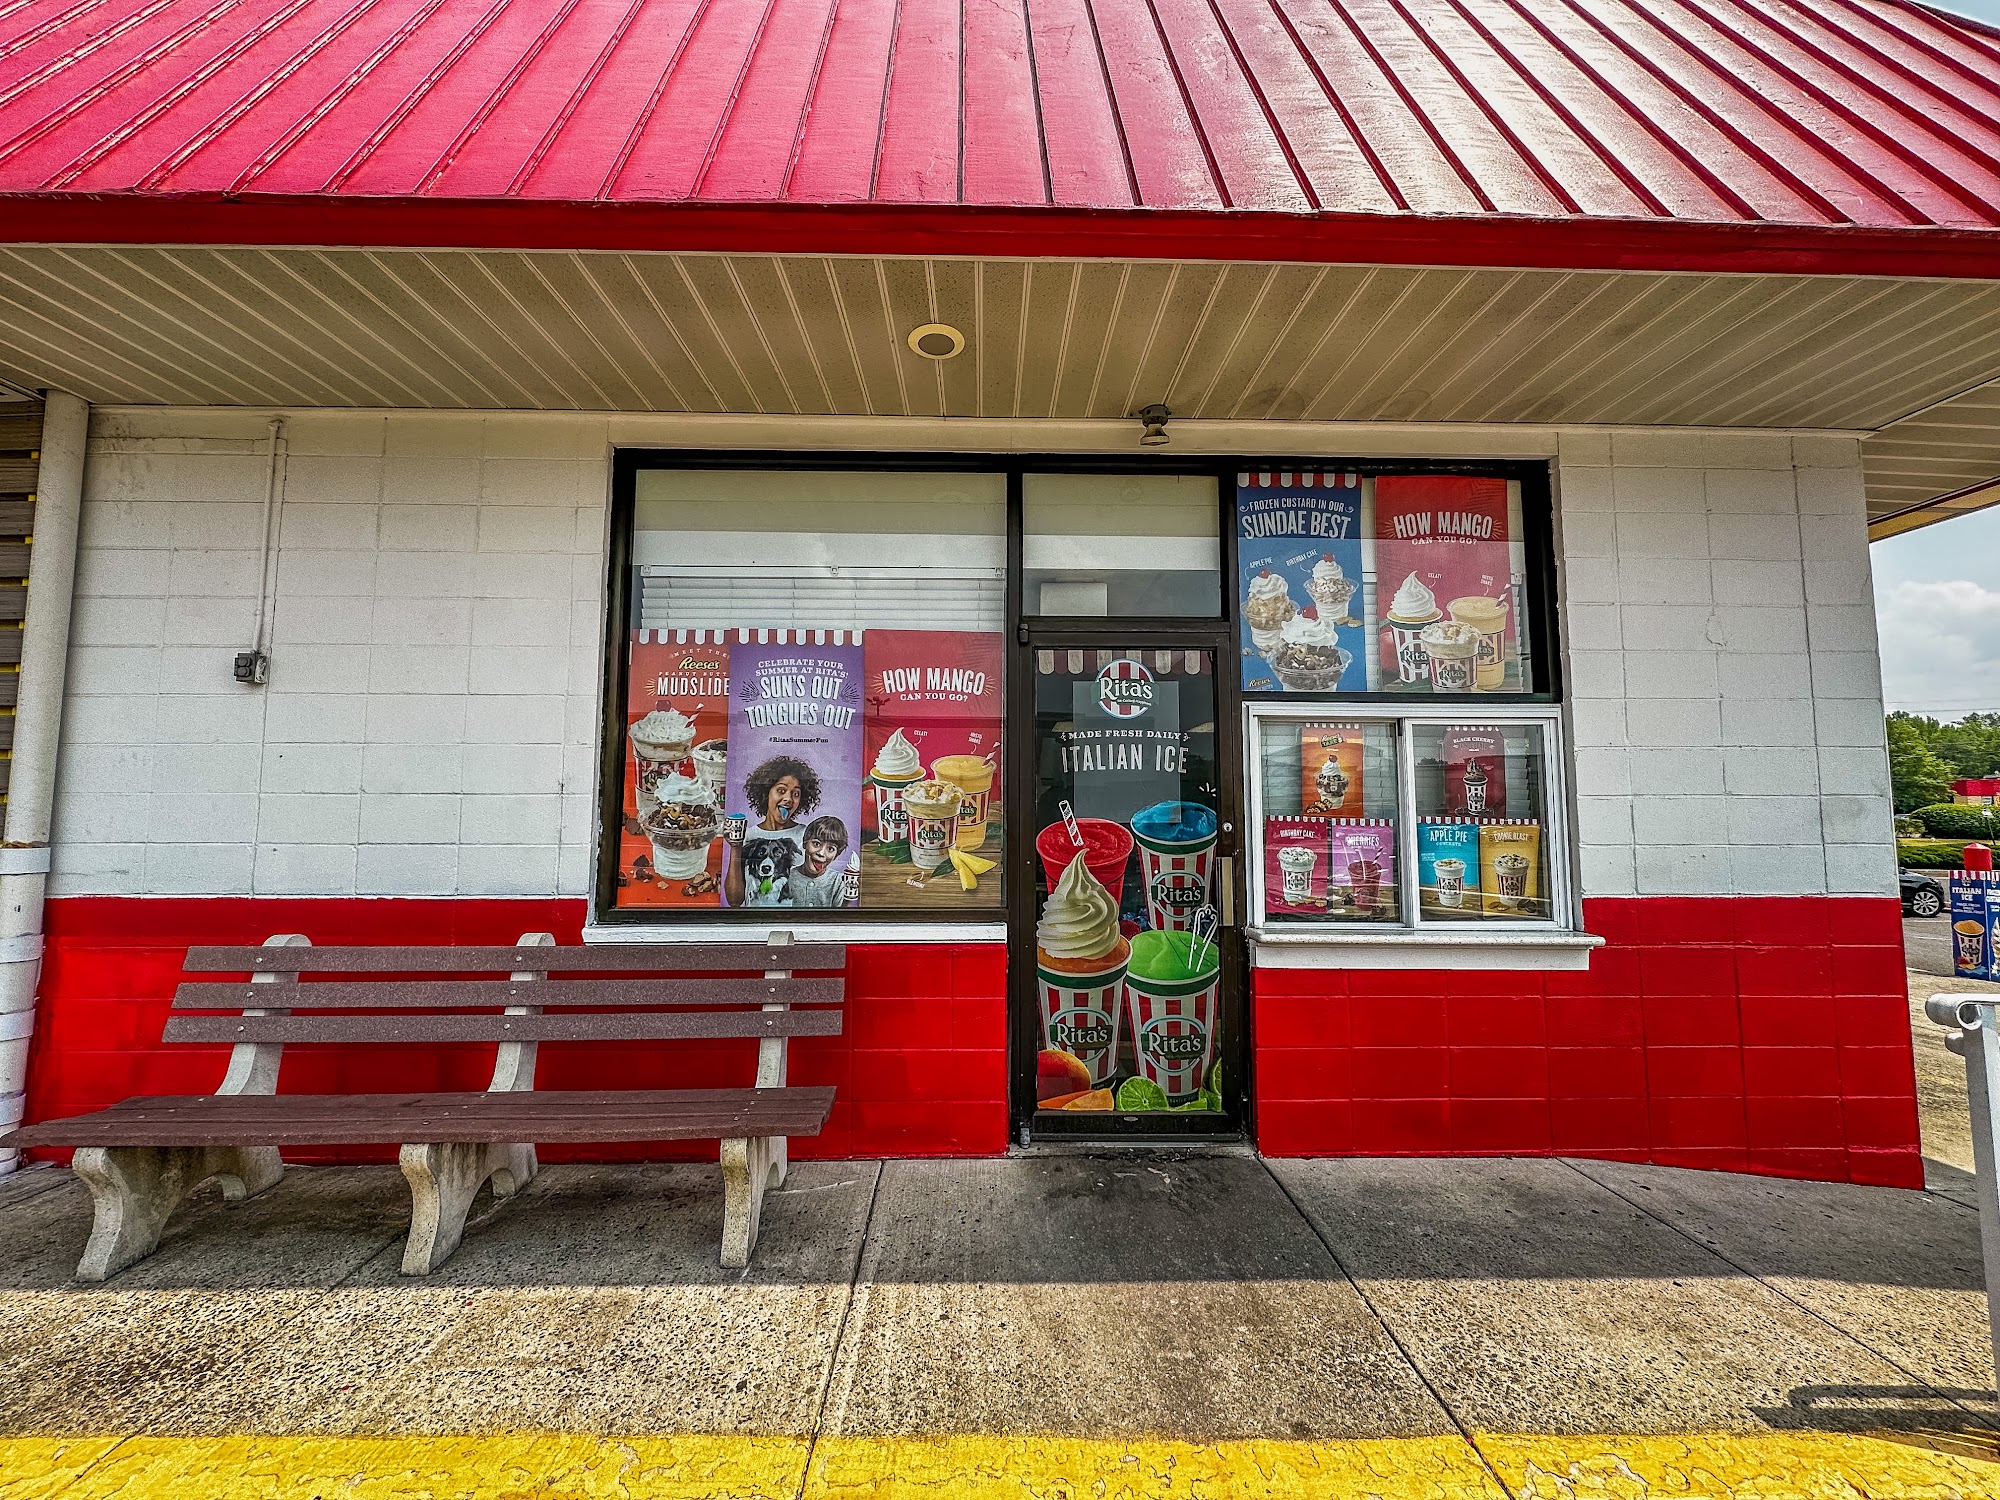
<box><xmin>1219</xmin><ymin>856</ymin><xmax>1234</xmax><ymax>928</ymax></box>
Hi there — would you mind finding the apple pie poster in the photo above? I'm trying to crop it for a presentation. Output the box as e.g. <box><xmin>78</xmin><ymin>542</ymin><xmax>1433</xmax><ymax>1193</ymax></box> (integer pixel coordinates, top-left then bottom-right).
<box><xmin>1373</xmin><ymin>476</ymin><xmax>1515</xmax><ymax>684</ymax></box>
<box><xmin>1235</xmin><ymin>472</ymin><xmax>1366</xmax><ymax>692</ymax></box>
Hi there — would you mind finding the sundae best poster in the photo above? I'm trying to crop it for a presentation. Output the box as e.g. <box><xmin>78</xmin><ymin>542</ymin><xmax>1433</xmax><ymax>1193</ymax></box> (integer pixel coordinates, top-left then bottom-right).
<box><xmin>617</xmin><ymin>632</ymin><xmax>729</xmax><ymax>908</ymax></box>
<box><xmin>1373</xmin><ymin>476</ymin><xmax>1515</xmax><ymax>689</ymax></box>
<box><xmin>724</xmin><ymin>639</ymin><xmax>865</xmax><ymax>910</ymax></box>
<box><xmin>1236</xmin><ymin>473</ymin><xmax>1365</xmax><ymax>692</ymax></box>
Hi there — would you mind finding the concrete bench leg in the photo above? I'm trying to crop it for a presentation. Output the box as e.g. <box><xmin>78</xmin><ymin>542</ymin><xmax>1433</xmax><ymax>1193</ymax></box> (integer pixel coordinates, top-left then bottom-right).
<box><xmin>70</xmin><ymin>1144</ymin><xmax>284</xmax><ymax>1281</ymax></box>
<box><xmin>719</xmin><ymin>1135</ymin><xmax>785</xmax><ymax>1269</ymax></box>
<box><xmin>399</xmin><ymin>1141</ymin><xmax>527</xmax><ymax>1274</ymax></box>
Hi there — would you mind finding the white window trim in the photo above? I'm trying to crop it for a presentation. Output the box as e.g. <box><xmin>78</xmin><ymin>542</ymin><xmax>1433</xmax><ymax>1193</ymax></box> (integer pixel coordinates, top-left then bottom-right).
<box><xmin>1244</xmin><ymin>700</ymin><xmax>1594</xmax><ymax>968</ymax></box>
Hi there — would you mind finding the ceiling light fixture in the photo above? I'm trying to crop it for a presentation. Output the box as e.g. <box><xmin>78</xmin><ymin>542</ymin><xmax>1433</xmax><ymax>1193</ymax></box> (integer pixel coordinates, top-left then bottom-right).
<box><xmin>907</xmin><ymin>323</ymin><xmax>966</xmax><ymax>360</ymax></box>
<box><xmin>1138</xmin><ymin>403</ymin><xmax>1172</xmax><ymax>446</ymax></box>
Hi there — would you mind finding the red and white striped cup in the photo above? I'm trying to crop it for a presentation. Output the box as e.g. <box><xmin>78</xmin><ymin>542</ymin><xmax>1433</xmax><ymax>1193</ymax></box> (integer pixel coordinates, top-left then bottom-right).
<box><xmin>1124</xmin><ymin>965</ymin><xmax>1220</xmax><ymax>1103</ymax></box>
<box><xmin>1036</xmin><ymin>949</ymin><xmax>1128</xmax><ymax>1087</ymax></box>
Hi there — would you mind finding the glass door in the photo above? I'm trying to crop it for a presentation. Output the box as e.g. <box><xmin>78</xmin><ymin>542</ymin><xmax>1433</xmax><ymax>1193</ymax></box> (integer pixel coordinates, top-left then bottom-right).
<box><xmin>1010</xmin><ymin>639</ymin><xmax>1245</xmax><ymax>1138</ymax></box>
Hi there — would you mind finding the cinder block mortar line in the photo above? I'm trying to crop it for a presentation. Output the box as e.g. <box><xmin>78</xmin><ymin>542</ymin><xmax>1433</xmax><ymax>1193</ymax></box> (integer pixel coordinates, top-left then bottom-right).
<box><xmin>1256</xmin><ymin>1155</ymin><xmax>1518</xmax><ymax>1500</ymax></box>
<box><xmin>1559</xmin><ymin>1157</ymin><xmax>1999</xmax><ymax>1431</ymax></box>
<box><xmin>794</xmin><ymin>1158</ymin><xmax>887</xmax><ymax>1500</ymax></box>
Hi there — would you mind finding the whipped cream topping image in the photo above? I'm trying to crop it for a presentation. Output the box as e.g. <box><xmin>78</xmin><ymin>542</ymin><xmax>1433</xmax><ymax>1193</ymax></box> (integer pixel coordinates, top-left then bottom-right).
<box><xmin>1248</xmin><ymin>571</ymin><xmax>1291</xmax><ymax>606</ymax></box>
<box><xmin>1279</xmin><ymin>607</ymin><xmax>1341</xmax><ymax>650</ymax></box>
<box><xmin>872</xmin><ymin>727</ymin><xmax>922</xmax><ymax>779</ymax></box>
<box><xmin>1419</xmin><ymin>618</ymin><xmax>1481</xmax><ymax>649</ymax></box>
<box><xmin>653</xmin><ymin>771</ymin><xmax>717</xmax><ymax>808</ymax></box>
<box><xmin>1388</xmin><ymin>572</ymin><xmax>1439</xmax><ymax>622</ymax></box>
<box><xmin>1311</xmin><ymin>554</ymin><xmax>1346</xmax><ymax>588</ymax></box>
<box><xmin>1037</xmin><ymin>855</ymin><xmax>1121</xmax><ymax>962</ymax></box>
<box><xmin>631</xmin><ymin>708</ymin><xmax>696</xmax><ymax>747</ymax></box>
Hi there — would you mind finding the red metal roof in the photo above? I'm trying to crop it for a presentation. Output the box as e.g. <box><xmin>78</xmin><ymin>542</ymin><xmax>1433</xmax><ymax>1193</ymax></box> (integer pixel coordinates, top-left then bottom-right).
<box><xmin>3</xmin><ymin>0</ymin><xmax>2000</xmax><ymax>274</ymax></box>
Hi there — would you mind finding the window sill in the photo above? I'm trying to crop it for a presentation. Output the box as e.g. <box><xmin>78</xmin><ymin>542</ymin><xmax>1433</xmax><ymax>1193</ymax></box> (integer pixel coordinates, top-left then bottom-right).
<box><xmin>583</xmin><ymin>921</ymin><xmax>1007</xmax><ymax>946</ymax></box>
<box><xmin>1246</xmin><ymin>926</ymin><xmax>1603</xmax><ymax>971</ymax></box>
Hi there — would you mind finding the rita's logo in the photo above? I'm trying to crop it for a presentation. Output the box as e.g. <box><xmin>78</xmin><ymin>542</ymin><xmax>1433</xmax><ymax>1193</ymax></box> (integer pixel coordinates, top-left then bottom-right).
<box><xmin>1097</xmin><ymin>659</ymin><xmax>1155</xmax><ymax>719</ymax></box>
<box><xmin>1049</xmin><ymin>1007</ymin><xmax>1115</xmax><ymax>1056</ymax></box>
<box><xmin>1151</xmin><ymin>874</ymin><xmax>1206</xmax><ymax>912</ymax></box>
<box><xmin>1139</xmin><ymin>1017</ymin><xmax>1209</xmax><ymax>1062</ymax></box>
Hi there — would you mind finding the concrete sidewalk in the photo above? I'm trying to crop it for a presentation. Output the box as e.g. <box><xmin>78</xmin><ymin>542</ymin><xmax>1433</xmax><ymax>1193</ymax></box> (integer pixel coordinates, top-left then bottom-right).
<box><xmin>3</xmin><ymin>1133</ymin><xmax>1998</xmax><ymax>1499</ymax></box>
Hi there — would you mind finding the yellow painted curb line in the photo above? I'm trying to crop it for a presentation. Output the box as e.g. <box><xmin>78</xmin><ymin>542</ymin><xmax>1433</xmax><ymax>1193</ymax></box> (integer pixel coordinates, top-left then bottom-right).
<box><xmin>3</xmin><ymin>1431</ymin><xmax>1997</xmax><ymax>1499</ymax></box>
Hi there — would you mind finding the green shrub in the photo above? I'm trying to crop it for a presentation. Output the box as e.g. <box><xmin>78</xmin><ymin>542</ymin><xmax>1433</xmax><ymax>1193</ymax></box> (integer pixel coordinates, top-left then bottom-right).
<box><xmin>1912</xmin><ymin>803</ymin><xmax>2000</xmax><ymax>839</ymax></box>
<box><xmin>1899</xmin><ymin>838</ymin><xmax>1974</xmax><ymax>869</ymax></box>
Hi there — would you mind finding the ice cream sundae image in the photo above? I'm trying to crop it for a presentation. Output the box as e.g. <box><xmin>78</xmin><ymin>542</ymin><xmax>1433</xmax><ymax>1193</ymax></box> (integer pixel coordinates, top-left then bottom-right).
<box><xmin>1269</xmin><ymin>606</ymin><xmax>1350</xmax><ymax>692</ymax></box>
<box><xmin>1419</xmin><ymin>618</ymin><xmax>1481</xmax><ymax>692</ymax></box>
<box><xmin>692</xmin><ymin>738</ymin><xmax>728</xmax><ymax>796</ymax></box>
<box><xmin>639</xmin><ymin>770</ymin><xmax>721</xmax><ymax>880</ymax></box>
<box><xmin>1244</xmin><ymin>569</ymin><xmax>1297</xmax><ymax>655</ymax></box>
<box><xmin>901</xmin><ymin>779</ymin><xmax>964</xmax><ymax>873</ymax></box>
<box><xmin>1462</xmin><ymin>759</ymin><xmax>1488</xmax><ymax>813</ymax></box>
<box><xmin>631</xmin><ymin>707</ymin><xmax>696</xmax><ymax>762</ymax></box>
<box><xmin>1384</xmin><ymin>572</ymin><xmax>1442</xmax><ymax>684</ymax></box>
<box><xmin>1035</xmin><ymin>857</ymin><xmax>1131</xmax><ymax>1089</ymax></box>
<box><xmin>1307</xmin><ymin>552</ymin><xmax>1357</xmax><ymax>618</ymax></box>
<box><xmin>1315</xmin><ymin>753</ymin><xmax>1350</xmax><ymax>809</ymax></box>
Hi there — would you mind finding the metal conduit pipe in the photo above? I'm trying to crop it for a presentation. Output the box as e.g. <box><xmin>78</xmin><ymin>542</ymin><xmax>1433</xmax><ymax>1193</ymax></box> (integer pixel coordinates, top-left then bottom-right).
<box><xmin>0</xmin><ymin>390</ymin><xmax>87</xmax><ymax>1172</ymax></box>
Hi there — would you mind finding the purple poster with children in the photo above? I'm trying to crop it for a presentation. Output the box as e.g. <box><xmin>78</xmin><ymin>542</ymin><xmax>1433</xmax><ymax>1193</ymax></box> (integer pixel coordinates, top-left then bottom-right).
<box><xmin>723</xmin><ymin>633</ymin><xmax>865</xmax><ymax>910</ymax></box>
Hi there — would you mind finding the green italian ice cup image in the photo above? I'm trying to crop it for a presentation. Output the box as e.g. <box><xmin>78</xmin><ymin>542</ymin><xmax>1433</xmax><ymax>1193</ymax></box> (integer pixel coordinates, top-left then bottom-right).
<box><xmin>1122</xmin><ymin>929</ymin><xmax>1222</xmax><ymax>1104</ymax></box>
<box><xmin>1129</xmin><ymin>800</ymin><xmax>1219</xmax><ymax>932</ymax></box>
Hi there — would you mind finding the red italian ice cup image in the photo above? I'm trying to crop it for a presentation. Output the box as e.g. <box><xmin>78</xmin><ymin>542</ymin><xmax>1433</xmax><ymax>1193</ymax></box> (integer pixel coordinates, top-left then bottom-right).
<box><xmin>1035</xmin><ymin>818</ymin><xmax>1134</xmax><ymax>908</ymax></box>
<box><xmin>1123</xmin><ymin>932</ymin><xmax>1221</xmax><ymax>1104</ymax></box>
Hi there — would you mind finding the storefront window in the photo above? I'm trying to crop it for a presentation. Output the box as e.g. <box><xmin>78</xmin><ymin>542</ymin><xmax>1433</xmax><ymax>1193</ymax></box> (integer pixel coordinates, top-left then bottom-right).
<box><xmin>1247</xmin><ymin>708</ymin><xmax>1567</xmax><ymax>932</ymax></box>
<box><xmin>612</xmin><ymin>469</ymin><xmax>1007</xmax><ymax>915</ymax></box>
<box><xmin>1025</xmin><ymin>473</ymin><xmax>1221</xmax><ymax>616</ymax></box>
<box><xmin>1236</xmin><ymin>472</ymin><xmax>1538</xmax><ymax>696</ymax></box>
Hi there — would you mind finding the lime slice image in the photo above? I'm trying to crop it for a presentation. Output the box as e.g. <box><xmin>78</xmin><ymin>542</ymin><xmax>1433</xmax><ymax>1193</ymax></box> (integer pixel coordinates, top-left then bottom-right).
<box><xmin>1115</xmin><ymin>1077</ymin><xmax>1170</xmax><ymax>1112</ymax></box>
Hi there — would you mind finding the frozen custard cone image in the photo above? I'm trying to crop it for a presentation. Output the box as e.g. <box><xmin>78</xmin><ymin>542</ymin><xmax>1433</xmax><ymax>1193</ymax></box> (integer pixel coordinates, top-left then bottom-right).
<box><xmin>1036</xmin><ymin>856</ymin><xmax>1131</xmax><ymax>1087</ymax></box>
<box><xmin>1245</xmin><ymin>569</ymin><xmax>1297</xmax><ymax>655</ymax></box>
<box><xmin>868</xmin><ymin>727</ymin><xmax>923</xmax><ymax>850</ymax></box>
<box><xmin>1384</xmin><ymin>572</ymin><xmax>1443</xmax><ymax>684</ymax></box>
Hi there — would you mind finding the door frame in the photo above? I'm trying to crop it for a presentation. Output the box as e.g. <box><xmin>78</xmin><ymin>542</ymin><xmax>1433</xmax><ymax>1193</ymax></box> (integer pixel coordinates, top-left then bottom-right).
<box><xmin>1005</xmin><ymin>625</ymin><xmax>1249</xmax><ymax>1143</ymax></box>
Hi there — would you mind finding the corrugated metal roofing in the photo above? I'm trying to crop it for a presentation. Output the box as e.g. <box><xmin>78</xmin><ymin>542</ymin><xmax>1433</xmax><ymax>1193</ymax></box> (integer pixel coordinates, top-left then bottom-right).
<box><xmin>3</xmin><ymin>0</ymin><xmax>2000</xmax><ymax>271</ymax></box>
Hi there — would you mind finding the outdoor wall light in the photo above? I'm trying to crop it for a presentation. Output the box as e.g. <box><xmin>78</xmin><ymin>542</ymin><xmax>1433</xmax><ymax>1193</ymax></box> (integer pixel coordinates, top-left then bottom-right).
<box><xmin>1138</xmin><ymin>403</ymin><xmax>1173</xmax><ymax>446</ymax></box>
<box><xmin>907</xmin><ymin>323</ymin><xmax>965</xmax><ymax>360</ymax></box>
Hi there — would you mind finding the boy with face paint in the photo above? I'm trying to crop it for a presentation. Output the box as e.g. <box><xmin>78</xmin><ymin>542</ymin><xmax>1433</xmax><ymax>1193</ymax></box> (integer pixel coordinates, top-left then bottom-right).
<box><xmin>787</xmin><ymin>816</ymin><xmax>852</xmax><ymax>908</ymax></box>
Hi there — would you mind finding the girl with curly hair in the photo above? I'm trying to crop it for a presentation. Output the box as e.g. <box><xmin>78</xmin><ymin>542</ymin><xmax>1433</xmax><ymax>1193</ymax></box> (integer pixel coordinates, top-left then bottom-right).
<box><xmin>723</xmin><ymin>754</ymin><xmax>823</xmax><ymax>908</ymax></box>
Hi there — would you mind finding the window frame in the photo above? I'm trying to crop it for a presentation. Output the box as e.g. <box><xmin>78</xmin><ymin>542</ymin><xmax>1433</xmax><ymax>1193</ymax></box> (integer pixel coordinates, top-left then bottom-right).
<box><xmin>596</xmin><ymin>450</ymin><xmax>1564</xmax><ymax>930</ymax></box>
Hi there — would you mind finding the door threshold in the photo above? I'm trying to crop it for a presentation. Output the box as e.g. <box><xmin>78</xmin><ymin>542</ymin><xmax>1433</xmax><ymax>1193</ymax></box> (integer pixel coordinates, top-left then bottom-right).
<box><xmin>1011</xmin><ymin>1134</ymin><xmax>1253</xmax><ymax>1155</ymax></box>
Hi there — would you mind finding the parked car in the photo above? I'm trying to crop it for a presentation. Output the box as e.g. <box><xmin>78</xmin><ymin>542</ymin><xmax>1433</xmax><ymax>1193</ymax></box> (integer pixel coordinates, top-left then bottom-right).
<box><xmin>1901</xmin><ymin>871</ymin><xmax>1946</xmax><ymax>918</ymax></box>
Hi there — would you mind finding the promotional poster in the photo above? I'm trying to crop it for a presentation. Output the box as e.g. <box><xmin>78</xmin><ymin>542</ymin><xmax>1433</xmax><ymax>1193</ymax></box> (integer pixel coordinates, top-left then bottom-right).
<box><xmin>1416</xmin><ymin>819</ymin><xmax>1481</xmax><ymax>915</ymax></box>
<box><xmin>1327</xmin><ymin>820</ymin><xmax>1397</xmax><ymax>920</ymax></box>
<box><xmin>1374</xmin><ymin>475</ymin><xmax>1516</xmax><ymax>693</ymax></box>
<box><xmin>724</xmin><ymin>635</ymin><xmax>865</xmax><ymax>910</ymax></box>
<box><xmin>1237</xmin><ymin>472</ymin><xmax>1366</xmax><ymax>693</ymax></box>
<box><xmin>1440</xmin><ymin>726</ymin><xmax>1508</xmax><ymax>818</ymax></box>
<box><xmin>617</xmin><ymin>631</ymin><xmax>731</xmax><ymax>908</ymax></box>
<box><xmin>1299</xmin><ymin>725</ymin><xmax>1366</xmax><ymax>818</ymax></box>
<box><xmin>1263</xmin><ymin>816</ymin><xmax>1328</xmax><ymax>918</ymax></box>
<box><xmin>1952</xmin><ymin>872</ymin><xmax>1999</xmax><ymax>980</ymax></box>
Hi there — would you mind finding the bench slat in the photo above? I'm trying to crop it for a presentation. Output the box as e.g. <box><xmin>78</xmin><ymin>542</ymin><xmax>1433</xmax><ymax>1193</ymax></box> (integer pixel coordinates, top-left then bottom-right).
<box><xmin>183</xmin><ymin>943</ymin><xmax>845</xmax><ymax>974</ymax></box>
<box><xmin>1</xmin><ymin>1088</ymin><xmax>837</xmax><ymax>1148</ymax></box>
<box><xmin>172</xmin><ymin>977</ymin><xmax>843</xmax><ymax>1011</ymax></box>
<box><xmin>163</xmin><ymin>1010</ymin><xmax>845</xmax><ymax>1045</ymax></box>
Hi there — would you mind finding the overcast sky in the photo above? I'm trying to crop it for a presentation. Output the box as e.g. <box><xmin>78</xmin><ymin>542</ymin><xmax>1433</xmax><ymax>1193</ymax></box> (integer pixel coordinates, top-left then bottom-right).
<box><xmin>1872</xmin><ymin>505</ymin><xmax>2000</xmax><ymax>721</ymax></box>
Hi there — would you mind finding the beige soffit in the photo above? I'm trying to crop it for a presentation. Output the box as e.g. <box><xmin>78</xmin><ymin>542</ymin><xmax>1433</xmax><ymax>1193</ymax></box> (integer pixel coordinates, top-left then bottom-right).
<box><xmin>1863</xmin><ymin>375</ymin><xmax>2000</xmax><ymax>538</ymax></box>
<box><xmin>0</xmin><ymin>247</ymin><xmax>1995</xmax><ymax>527</ymax></box>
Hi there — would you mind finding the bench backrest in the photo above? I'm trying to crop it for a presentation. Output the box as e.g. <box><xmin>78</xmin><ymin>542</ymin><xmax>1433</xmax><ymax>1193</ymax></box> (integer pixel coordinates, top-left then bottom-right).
<box><xmin>166</xmin><ymin>934</ymin><xmax>846</xmax><ymax>1098</ymax></box>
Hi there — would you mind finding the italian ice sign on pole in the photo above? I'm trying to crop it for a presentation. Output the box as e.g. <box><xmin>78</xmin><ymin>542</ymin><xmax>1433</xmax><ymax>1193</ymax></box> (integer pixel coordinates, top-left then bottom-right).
<box><xmin>1236</xmin><ymin>472</ymin><xmax>1366</xmax><ymax>693</ymax></box>
<box><xmin>723</xmin><ymin>635</ymin><xmax>865</xmax><ymax>910</ymax></box>
<box><xmin>1374</xmin><ymin>476</ymin><xmax>1517</xmax><ymax>694</ymax></box>
<box><xmin>1952</xmin><ymin>872</ymin><xmax>1999</xmax><ymax>980</ymax></box>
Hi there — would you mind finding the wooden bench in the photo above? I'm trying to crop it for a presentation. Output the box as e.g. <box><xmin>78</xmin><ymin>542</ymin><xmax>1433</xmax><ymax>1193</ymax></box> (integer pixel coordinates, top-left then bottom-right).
<box><xmin>0</xmin><ymin>932</ymin><xmax>843</xmax><ymax>1279</ymax></box>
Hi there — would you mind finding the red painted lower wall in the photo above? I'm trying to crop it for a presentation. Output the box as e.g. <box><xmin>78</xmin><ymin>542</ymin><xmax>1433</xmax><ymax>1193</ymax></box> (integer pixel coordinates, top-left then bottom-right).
<box><xmin>21</xmin><ymin>893</ymin><xmax>1921</xmax><ymax>1187</ymax></box>
<box><xmin>24</xmin><ymin>897</ymin><xmax>1009</xmax><ymax>1162</ymax></box>
<box><xmin>1255</xmin><ymin>896</ymin><xmax>1923</xmax><ymax>1189</ymax></box>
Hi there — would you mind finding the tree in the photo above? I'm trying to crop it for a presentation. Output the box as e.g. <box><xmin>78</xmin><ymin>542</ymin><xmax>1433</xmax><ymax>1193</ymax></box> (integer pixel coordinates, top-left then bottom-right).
<box><xmin>1888</xmin><ymin>713</ymin><xmax>1956</xmax><ymax>812</ymax></box>
<box><xmin>1935</xmin><ymin>712</ymin><xmax>2000</xmax><ymax>779</ymax></box>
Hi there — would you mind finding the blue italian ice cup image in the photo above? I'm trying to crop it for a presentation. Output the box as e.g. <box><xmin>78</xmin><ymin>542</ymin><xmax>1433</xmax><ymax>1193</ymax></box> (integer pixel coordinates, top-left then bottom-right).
<box><xmin>1130</xmin><ymin>800</ymin><xmax>1219</xmax><ymax>932</ymax></box>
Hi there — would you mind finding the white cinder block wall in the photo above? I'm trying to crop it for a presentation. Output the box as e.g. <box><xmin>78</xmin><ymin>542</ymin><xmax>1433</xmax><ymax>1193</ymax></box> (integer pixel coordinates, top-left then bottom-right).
<box><xmin>1554</xmin><ymin>429</ymin><xmax>1894</xmax><ymax>899</ymax></box>
<box><xmin>54</xmin><ymin>411</ymin><xmax>609</xmax><ymax>900</ymax></box>
<box><xmin>46</xmin><ymin>413</ymin><xmax>1894</xmax><ymax>905</ymax></box>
